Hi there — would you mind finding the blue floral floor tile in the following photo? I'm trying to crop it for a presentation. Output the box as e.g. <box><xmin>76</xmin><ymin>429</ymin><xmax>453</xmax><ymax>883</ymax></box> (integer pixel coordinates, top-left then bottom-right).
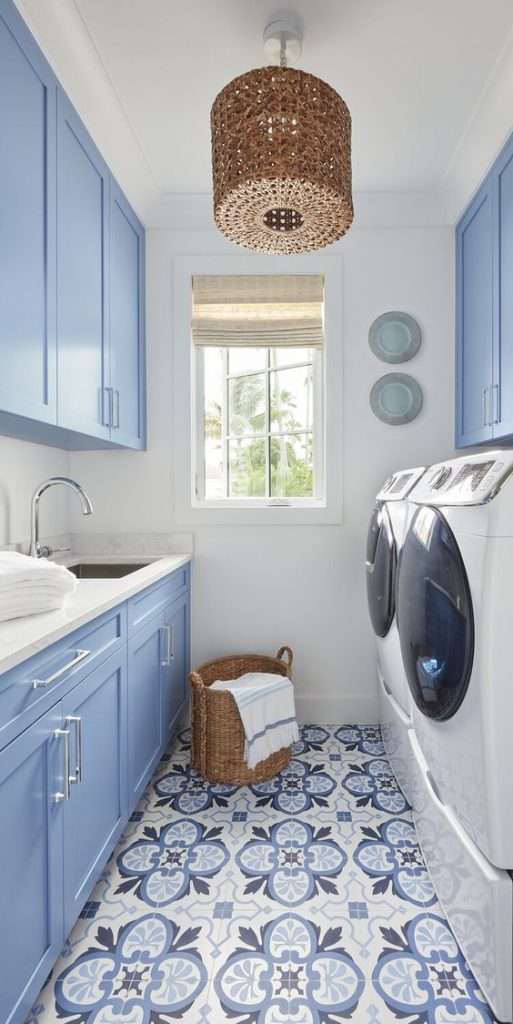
<box><xmin>27</xmin><ymin>724</ymin><xmax>498</xmax><ymax>1024</ymax></box>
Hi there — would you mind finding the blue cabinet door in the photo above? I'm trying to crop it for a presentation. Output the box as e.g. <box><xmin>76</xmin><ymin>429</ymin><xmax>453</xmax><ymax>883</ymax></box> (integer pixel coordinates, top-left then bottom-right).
<box><xmin>61</xmin><ymin>649</ymin><xmax>127</xmax><ymax>932</ymax></box>
<box><xmin>0</xmin><ymin>0</ymin><xmax>57</xmax><ymax>423</ymax></box>
<box><xmin>110</xmin><ymin>179</ymin><xmax>146</xmax><ymax>449</ymax></box>
<box><xmin>57</xmin><ymin>88</ymin><xmax>110</xmax><ymax>441</ymax></box>
<box><xmin>128</xmin><ymin>613</ymin><xmax>163</xmax><ymax>805</ymax></box>
<box><xmin>161</xmin><ymin>592</ymin><xmax>190</xmax><ymax>750</ymax></box>
<box><xmin>455</xmin><ymin>179</ymin><xmax>494</xmax><ymax>447</ymax></box>
<box><xmin>494</xmin><ymin>136</ymin><xmax>513</xmax><ymax>439</ymax></box>
<box><xmin>0</xmin><ymin>706</ymin><xmax>63</xmax><ymax>1024</ymax></box>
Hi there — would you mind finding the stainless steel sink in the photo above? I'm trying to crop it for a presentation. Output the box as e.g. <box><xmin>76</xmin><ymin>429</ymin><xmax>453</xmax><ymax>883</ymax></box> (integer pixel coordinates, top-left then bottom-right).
<box><xmin>68</xmin><ymin>562</ymin><xmax>150</xmax><ymax>579</ymax></box>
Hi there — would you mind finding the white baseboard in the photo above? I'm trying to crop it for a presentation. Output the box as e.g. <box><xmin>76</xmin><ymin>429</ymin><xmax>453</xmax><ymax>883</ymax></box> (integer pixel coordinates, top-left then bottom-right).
<box><xmin>294</xmin><ymin>693</ymin><xmax>379</xmax><ymax>726</ymax></box>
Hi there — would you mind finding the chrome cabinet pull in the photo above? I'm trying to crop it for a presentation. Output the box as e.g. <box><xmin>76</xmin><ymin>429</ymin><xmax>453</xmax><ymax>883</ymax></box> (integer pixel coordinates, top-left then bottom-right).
<box><xmin>66</xmin><ymin>715</ymin><xmax>83</xmax><ymax>785</ymax></box>
<box><xmin>492</xmin><ymin>383</ymin><xmax>500</xmax><ymax>425</ymax></box>
<box><xmin>102</xmin><ymin>386</ymin><xmax>113</xmax><ymax>427</ymax></box>
<box><xmin>113</xmin><ymin>389</ymin><xmax>120</xmax><ymax>428</ymax></box>
<box><xmin>33</xmin><ymin>649</ymin><xmax>90</xmax><ymax>689</ymax></box>
<box><xmin>160</xmin><ymin>625</ymin><xmax>174</xmax><ymax>666</ymax></box>
<box><xmin>159</xmin><ymin>626</ymin><xmax>169</xmax><ymax>666</ymax></box>
<box><xmin>481</xmin><ymin>385</ymin><xmax>488</xmax><ymax>427</ymax></box>
<box><xmin>54</xmin><ymin>728</ymin><xmax>71</xmax><ymax>802</ymax></box>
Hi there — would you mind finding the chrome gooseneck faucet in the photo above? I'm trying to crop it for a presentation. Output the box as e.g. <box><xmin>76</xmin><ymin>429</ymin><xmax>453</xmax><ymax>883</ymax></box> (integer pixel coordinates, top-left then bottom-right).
<box><xmin>30</xmin><ymin>477</ymin><xmax>93</xmax><ymax>558</ymax></box>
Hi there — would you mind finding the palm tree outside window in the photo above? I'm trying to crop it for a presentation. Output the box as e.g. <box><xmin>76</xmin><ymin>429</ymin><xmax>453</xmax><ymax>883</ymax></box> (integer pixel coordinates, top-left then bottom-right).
<box><xmin>192</xmin><ymin>275</ymin><xmax>325</xmax><ymax>506</ymax></box>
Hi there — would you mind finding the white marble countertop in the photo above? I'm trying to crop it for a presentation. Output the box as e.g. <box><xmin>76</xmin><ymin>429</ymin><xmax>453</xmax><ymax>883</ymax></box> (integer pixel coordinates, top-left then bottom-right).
<box><xmin>0</xmin><ymin>553</ymin><xmax>192</xmax><ymax>676</ymax></box>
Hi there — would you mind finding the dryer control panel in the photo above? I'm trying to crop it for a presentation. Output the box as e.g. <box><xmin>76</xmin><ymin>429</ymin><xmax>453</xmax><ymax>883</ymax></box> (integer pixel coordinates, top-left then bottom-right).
<box><xmin>410</xmin><ymin>451</ymin><xmax>513</xmax><ymax>505</ymax></box>
<box><xmin>376</xmin><ymin>466</ymin><xmax>426</xmax><ymax>502</ymax></box>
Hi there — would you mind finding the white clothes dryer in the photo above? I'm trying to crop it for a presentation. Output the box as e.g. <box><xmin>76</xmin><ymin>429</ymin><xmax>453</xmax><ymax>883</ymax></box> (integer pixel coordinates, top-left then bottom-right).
<box><xmin>396</xmin><ymin>451</ymin><xmax>513</xmax><ymax>1021</ymax></box>
<box><xmin>366</xmin><ymin>466</ymin><xmax>425</xmax><ymax>795</ymax></box>
<box><xmin>398</xmin><ymin>450</ymin><xmax>513</xmax><ymax>866</ymax></box>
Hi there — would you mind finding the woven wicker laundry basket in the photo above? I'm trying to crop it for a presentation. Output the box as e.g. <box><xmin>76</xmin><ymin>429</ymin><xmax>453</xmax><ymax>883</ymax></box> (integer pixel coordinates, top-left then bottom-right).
<box><xmin>189</xmin><ymin>646</ymin><xmax>294</xmax><ymax>785</ymax></box>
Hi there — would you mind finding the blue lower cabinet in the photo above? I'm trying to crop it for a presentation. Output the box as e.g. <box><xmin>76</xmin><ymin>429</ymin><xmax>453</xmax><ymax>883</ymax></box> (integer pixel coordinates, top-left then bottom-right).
<box><xmin>62</xmin><ymin>649</ymin><xmax>127</xmax><ymax>932</ymax></box>
<box><xmin>161</xmin><ymin>593</ymin><xmax>190</xmax><ymax>748</ymax></box>
<box><xmin>128</xmin><ymin>612</ymin><xmax>164</xmax><ymax>804</ymax></box>
<box><xmin>0</xmin><ymin>706</ymin><xmax>64</xmax><ymax>1024</ymax></box>
<box><xmin>0</xmin><ymin>569</ymin><xmax>190</xmax><ymax>1024</ymax></box>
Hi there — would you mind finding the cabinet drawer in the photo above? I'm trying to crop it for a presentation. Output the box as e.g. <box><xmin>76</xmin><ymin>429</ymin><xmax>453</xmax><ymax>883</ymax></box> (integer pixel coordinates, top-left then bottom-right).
<box><xmin>128</xmin><ymin>565</ymin><xmax>190</xmax><ymax>634</ymax></box>
<box><xmin>0</xmin><ymin>605</ymin><xmax>126</xmax><ymax>751</ymax></box>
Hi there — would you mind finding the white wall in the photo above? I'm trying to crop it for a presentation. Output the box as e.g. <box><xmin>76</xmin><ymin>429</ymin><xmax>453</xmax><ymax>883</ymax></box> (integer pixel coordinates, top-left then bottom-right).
<box><xmin>68</xmin><ymin>214</ymin><xmax>454</xmax><ymax>723</ymax></box>
<box><xmin>0</xmin><ymin>437</ymin><xmax>70</xmax><ymax>550</ymax></box>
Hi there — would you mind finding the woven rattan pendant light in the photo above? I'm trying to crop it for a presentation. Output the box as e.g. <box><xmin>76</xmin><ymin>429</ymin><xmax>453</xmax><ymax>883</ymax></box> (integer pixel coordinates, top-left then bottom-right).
<box><xmin>211</xmin><ymin>16</ymin><xmax>353</xmax><ymax>254</ymax></box>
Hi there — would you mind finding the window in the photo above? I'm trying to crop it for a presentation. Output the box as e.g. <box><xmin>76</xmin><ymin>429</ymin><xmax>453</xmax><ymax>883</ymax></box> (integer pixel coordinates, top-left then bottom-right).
<box><xmin>192</xmin><ymin>274</ymin><xmax>325</xmax><ymax>507</ymax></box>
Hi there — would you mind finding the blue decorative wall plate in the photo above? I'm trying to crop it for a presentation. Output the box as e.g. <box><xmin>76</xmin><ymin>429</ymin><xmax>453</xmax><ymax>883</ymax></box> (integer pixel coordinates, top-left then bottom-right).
<box><xmin>370</xmin><ymin>373</ymin><xmax>423</xmax><ymax>425</ymax></box>
<box><xmin>369</xmin><ymin>311</ymin><xmax>422</xmax><ymax>363</ymax></box>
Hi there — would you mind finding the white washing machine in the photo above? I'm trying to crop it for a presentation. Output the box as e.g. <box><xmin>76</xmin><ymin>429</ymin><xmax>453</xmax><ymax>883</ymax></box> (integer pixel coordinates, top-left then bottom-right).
<box><xmin>366</xmin><ymin>466</ymin><xmax>425</xmax><ymax>796</ymax></box>
<box><xmin>397</xmin><ymin>451</ymin><xmax>513</xmax><ymax>1021</ymax></box>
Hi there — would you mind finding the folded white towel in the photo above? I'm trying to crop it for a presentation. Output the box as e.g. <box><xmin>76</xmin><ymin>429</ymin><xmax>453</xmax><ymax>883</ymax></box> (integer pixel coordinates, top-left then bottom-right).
<box><xmin>0</xmin><ymin>550</ymin><xmax>75</xmax><ymax>586</ymax></box>
<box><xmin>210</xmin><ymin>671</ymin><xmax>298</xmax><ymax>770</ymax></box>
<box><xmin>0</xmin><ymin>551</ymin><xmax>76</xmax><ymax>622</ymax></box>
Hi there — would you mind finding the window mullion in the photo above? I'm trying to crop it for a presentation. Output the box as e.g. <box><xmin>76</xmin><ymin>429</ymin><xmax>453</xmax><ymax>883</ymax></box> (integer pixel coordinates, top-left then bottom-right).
<box><xmin>265</xmin><ymin>349</ymin><xmax>271</xmax><ymax>498</ymax></box>
<box><xmin>223</xmin><ymin>348</ymin><xmax>229</xmax><ymax>498</ymax></box>
<box><xmin>312</xmin><ymin>349</ymin><xmax>323</xmax><ymax>501</ymax></box>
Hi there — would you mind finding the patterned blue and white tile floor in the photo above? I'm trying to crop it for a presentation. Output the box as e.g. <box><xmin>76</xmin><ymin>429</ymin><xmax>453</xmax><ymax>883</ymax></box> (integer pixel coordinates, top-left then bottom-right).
<box><xmin>28</xmin><ymin>725</ymin><xmax>498</xmax><ymax>1023</ymax></box>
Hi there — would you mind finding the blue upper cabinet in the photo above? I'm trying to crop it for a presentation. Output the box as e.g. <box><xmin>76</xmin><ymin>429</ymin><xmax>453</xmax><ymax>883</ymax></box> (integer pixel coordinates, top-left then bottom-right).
<box><xmin>494</xmin><ymin>136</ymin><xmax>513</xmax><ymax>440</ymax></box>
<box><xmin>0</xmin><ymin>0</ymin><xmax>146</xmax><ymax>450</ymax></box>
<box><xmin>456</xmin><ymin>131</ymin><xmax>513</xmax><ymax>448</ymax></box>
<box><xmin>57</xmin><ymin>89</ymin><xmax>111</xmax><ymax>442</ymax></box>
<box><xmin>455</xmin><ymin>180</ymin><xmax>494</xmax><ymax>447</ymax></box>
<box><xmin>109</xmin><ymin>180</ymin><xmax>146</xmax><ymax>448</ymax></box>
<box><xmin>0</xmin><ymin>1</ymin><xmax>57</xmax><ymax>424</ymax></box>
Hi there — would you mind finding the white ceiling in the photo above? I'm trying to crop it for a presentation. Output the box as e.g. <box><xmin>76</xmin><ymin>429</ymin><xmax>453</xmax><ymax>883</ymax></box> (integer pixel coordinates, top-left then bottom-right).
<box><xmin>71</xmin><ymin>0</ymin><xmax>513</xmax><ymax>196</ymax></box>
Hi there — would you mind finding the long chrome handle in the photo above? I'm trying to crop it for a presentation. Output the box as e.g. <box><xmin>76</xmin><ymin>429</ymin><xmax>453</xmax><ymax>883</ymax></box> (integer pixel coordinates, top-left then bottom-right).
<box><xmin>113</xmin><ymin>389</ymin><xmax>120</xmax><ymax>429</ymax></box>
<box><xmin>159</xmin><ymin>626</ymin><xmax>168</xmax><ymax>666</ymax></box>
<box><xmin>66</xmin><ymin>715</ymin><xmax>83</xmax><ymax>785</ymax></box>
<box><xmin>33</xmin><ymin>649</ymin><xmax>90</xmax><ymax>690</ymax></box>
<box><xmin>481</xmin><ymin>385</ymin><xmax>488</xmax><ymax>427</ymax></box>
<box><xmin>54</xmin><ymin>728</ymin><xmax>71</xmax><ymax>802</ymax></box>
<box><xmin>102</xmin><ymin>386</ymin><xmax>113</xmax><ymax>427</ymax></box>
<box><xmin>492</xmin><ymin>383</ymin><xmax>500</xmax><ymax>425</ymax></box>
<box><xmin>160</xmin><ymin>625</ymin><xmax>174</xmax><ymax>666</ymax></box>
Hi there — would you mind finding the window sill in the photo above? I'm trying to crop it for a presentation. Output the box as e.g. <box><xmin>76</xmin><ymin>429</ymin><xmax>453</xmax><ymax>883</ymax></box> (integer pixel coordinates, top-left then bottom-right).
<box><xmin>193</xmin><ymin>498</ymin><xmax>327</xmax><ymax>510</ymax></box>
<box><xmin>176</xmin><ymin>498</ymin><xmax>341</xmax><ymax>526</ymax></box>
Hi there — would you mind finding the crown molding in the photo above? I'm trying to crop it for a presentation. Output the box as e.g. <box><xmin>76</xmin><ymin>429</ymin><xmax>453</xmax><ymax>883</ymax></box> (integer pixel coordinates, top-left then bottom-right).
<box><xmin>14</xmin><ymin>0</ymin><xmax>160</xmax><ymax>224</ymax></box>
<box><xmin>443</xmin><ymin>24</ymin><xmax>513</xmax><ymax>224</ymax></box>
<box><xmin>14</xmin><ymin>0</ymin><xmax>452</xmax><ymax>232</ymax></box>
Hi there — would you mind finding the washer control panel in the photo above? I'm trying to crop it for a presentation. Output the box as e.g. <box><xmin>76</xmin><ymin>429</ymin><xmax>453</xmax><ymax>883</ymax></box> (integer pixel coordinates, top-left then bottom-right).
<box><xmin>410</xmin><ymin>451</ymin><xmax>513</xmax><ymax>505</ymax></box>
<box><xmin>376</xmin><ymin>466</ymin><xmax>426</xmax><ymax>502</ymax></box>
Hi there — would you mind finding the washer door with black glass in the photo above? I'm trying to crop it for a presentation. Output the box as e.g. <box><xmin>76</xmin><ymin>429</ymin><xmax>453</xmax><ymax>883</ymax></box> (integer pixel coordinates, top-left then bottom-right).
<box><xmin>366</xmin><ymin>504</ymin><xmax>396</xmax><ymax>638</ymax></box>
<box><xmin>397</xmin><ymin>505</ymin><xmax>474</xmax><ymax>721</ymax></box>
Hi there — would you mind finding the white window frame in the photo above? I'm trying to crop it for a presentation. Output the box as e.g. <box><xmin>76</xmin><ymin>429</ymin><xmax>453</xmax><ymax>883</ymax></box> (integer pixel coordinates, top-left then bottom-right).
<box><xmin>172</xmin><ymin>251</ymin><xmax>343</xmax><ymax>527</ymax></box>
<box><xmin>193</xmin><ymin>345</ymin><xmax>324</xmax><ymax>508</ymax></box>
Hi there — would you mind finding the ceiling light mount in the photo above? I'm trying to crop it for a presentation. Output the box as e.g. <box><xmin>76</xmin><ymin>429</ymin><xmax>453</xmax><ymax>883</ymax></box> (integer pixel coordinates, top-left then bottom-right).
<box><xmin>210</xmin><ymin>14</ymin><xmax>353</xmax><ymax>254</ymax></box>
<box><xmin>263</xmin><ymin>15</ymin><xmax>303</xmax><ymax>66</ymax></box>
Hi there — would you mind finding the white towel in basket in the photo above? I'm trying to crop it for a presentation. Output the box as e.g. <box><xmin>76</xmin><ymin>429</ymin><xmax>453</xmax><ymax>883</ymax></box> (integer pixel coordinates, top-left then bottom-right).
<box><xmin>210</xmin><ymin>671</ymin><xmax>298</xmax><ymax>769</ymax></box>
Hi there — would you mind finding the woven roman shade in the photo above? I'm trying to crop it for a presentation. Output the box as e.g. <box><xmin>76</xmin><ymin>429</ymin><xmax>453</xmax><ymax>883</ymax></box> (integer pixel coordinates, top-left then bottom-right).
<box><xmin>191</xmin><ymin>274</ymin><xmax>324</xmax><ymax>347</ymax></box>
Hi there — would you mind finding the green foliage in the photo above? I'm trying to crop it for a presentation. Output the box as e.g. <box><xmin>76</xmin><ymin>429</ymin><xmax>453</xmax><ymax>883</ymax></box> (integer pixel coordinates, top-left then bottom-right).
<box><xmin>205</xmin><ymin>356</ymin><xmax>314</xmax><ymax>498</ymax></box>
